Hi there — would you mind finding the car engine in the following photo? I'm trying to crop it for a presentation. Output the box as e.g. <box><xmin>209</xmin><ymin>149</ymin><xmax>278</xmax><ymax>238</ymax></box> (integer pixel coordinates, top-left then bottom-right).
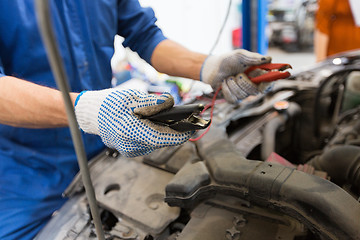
<box><xmin>35</xmin><ymin>50</ymin><xmax>360</xmax><ymax>240</ymax></box>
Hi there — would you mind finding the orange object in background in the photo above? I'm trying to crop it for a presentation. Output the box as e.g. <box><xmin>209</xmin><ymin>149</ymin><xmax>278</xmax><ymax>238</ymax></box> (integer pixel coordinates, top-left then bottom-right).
<box><xmin>316</xmin><ymin>0</ymin><xmax>360</xmax><ymax>57</ymax></box>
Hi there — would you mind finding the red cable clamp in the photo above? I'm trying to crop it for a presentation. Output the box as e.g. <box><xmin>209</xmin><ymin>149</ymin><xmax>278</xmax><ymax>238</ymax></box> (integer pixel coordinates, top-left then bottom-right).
<box><xmin>245</xmin><ymin>63</ymin><xmax>292</xmax><ymax>84</ymax></box>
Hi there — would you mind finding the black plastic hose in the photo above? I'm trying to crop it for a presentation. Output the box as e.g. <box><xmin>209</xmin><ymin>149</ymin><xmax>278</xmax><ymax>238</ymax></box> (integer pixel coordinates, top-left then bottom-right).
<box><xmin>261</xmin><ymin>102</ymin><xmax>301</xmax><ymax>160</ymax></box>
<box><xmin>308</xmin><ymin>145</ymin><xmax>360</xmax><ymax>192</ymax></box>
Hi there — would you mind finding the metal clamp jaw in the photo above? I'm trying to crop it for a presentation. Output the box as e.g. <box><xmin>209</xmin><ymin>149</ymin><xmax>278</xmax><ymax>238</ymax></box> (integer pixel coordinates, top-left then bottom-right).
<box><xmin>144</xmin><ymin>104</ymin><xmax>211</xmax><ymax>132</ymax></box>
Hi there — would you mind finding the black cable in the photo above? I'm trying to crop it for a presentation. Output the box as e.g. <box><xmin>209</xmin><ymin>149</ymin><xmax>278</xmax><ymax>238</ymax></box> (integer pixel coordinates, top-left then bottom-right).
<box><xmin>34</xmin><ymin>1</ymin><xmax>105</xmax><ymax>239</ymax></box>
<box><xmin>209</xmin><ymin>0</ymin><xmax>233</xmax><ymax>55</ymax></box>
<box><xmin>186</xmin><ymin>0</ymin><xmax>233</xmax><ymax>98</ymax></box>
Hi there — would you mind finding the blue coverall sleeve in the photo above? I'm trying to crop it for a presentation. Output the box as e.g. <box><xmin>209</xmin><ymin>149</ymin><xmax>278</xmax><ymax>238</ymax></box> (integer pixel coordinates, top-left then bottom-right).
<box><xmin>0</xmin><ymin>57</ymin><xmax>6</xmax><ymax>78</ymax></box>
<box><xmin>117</xmin><ymin>0</ymin><xmax>167</xmax><ymax>64</ymax></box>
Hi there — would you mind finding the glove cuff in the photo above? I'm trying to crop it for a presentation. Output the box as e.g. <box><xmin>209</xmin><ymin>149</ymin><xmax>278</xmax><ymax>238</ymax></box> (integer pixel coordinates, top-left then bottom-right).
<box><xmin>200</xmin><ymin>55</ymin><xmax>211</xmax><ymax>82</ymax></box>
<box><xmin>200</xmin><ymin>55</ymin><xmax>219</xmax><ymax>86</ymax></box>
<box><xmin>75</xmin><ymin>89</ymin><xmax>113</xmax><ymax>135</ymax></box>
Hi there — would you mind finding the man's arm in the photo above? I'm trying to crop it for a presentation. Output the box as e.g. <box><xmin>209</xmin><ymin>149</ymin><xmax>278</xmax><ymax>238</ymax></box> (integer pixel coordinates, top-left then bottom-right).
<box><xmin>150</xmin><ymin>39</ymin><xmax>207</xmax><ymax>80</ymax></box>
<box><xmin>314</xmin><ymin>29</ymin><xmax>329</xmax><ymax>62</ymax></box>
<box><xmin>0</xmin><ymin>76</ymin><xmax>78</xmax><ymax>128</ymax></box>
<box><xmin>0</xmin><ymin>75</ymin><xmax>192</xmax><ymax>156</ymax></box>
<box><xmin>150</xmin><ymin>39</ymin><xmax>272</xmax><ymax>103</ymax></box>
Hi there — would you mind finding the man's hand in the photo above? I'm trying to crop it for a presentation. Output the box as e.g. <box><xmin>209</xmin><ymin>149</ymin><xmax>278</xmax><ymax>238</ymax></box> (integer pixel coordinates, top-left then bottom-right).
<box><xmin>201</xmin><ymin>49</ymin><xmax>272</xmax><ymax>103</ymax></box>
<box><xmin>75</xmin><ymin>89</ymin><xmax>193</xmax><ymax>157</ymax></box>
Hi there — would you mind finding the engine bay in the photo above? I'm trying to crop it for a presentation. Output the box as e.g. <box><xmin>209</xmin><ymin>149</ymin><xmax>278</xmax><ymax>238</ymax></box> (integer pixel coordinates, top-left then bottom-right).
<box><xmin>36</xmin><ymin>50</ymin><xmax>360</xmax><ymax>240</ymax></box>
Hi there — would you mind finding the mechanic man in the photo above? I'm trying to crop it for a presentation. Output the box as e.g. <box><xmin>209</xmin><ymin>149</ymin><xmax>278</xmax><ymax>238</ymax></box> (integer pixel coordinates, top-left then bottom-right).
<box><xmin>0</xmin><ymin>1</ymin><xmax>271</xmax><ymax>239</ymax></box>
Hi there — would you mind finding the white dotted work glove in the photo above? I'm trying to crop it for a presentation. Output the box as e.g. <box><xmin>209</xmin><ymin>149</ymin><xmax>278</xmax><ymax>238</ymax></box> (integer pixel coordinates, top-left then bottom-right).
<box><xmin>75</xmin><ymin>89</ymin><xmax>193</xmax><ymax>157</ymax></box>
<box><xmin>201</xmin><ymin>49</ymin><xmax>272</xmax><ymax>103</ymax></box>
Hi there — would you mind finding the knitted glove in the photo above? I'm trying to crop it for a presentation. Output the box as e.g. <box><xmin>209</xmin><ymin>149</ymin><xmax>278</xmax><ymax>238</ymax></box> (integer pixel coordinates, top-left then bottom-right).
<box><xmin>201</xmin><ymin>49</ymin><xmax>272</xmax><ymax>102</ymax></box>
<box><xmin>75</xmin><ymin>89</ymin><xmax>193</xmax><ymax>157</ymax></box>
<box><xmin>221</xmin><ymin>69</ymin><xmax>272</xmax><ymax>103</ymax></box>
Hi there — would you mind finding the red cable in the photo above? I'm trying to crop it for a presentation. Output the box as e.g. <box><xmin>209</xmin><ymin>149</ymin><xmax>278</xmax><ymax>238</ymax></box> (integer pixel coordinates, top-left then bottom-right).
<box><xmin>189</xmin><ymin>86</ymin><xmax>222</xmax><ymax>142</ymax></box>
<box><xmin>201</xmin><ymin>98</ymin><xmax>226</xmax><ymax>113</ymax></box>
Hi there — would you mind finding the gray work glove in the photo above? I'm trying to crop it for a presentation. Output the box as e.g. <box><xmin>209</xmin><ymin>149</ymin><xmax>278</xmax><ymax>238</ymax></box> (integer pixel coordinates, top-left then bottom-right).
<box><xmin>201</xmin><ymin>49</ymin><xmax>272</xmax><ymax>103</ymax></box>
<box><xmin>75</xmin><ymin>89</ymin><xmax>193</xmax><ymax>157</ymax></box>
